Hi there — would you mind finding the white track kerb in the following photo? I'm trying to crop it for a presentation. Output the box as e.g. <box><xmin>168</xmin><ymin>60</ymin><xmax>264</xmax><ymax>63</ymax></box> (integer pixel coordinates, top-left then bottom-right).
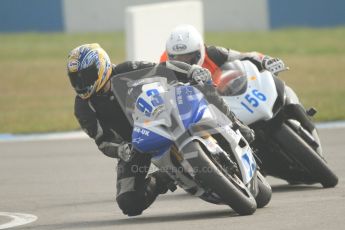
<box><xmin>0</xmin><ymin>212</ymin><xmax>37</xmax><ymax>229</ymax></box>
<box><xmin>0</xmin><ymin>131</ymin><xmax>88</xmax><ymax>142</ymax></box>
<box><xmin>0</xmin><ymin>122</ymin><xmax>344</xmax><ymax>143</ymax></box>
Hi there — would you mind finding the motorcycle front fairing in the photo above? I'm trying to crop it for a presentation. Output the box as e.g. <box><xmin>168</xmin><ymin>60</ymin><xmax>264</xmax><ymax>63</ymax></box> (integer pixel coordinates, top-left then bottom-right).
<box><xmin>220</xmin><ymin>60</ymin><xmax>279</xmax><ymax>125</ymax></box>
<box><xmin>111</xmin><ymin>65</ymin><xmax>208</xmax><ymax>156</ymax></box>
<box><xmin>132</xmin><ymin>84</ymin><xmax>210</xmax><ymax>157</ymax></box>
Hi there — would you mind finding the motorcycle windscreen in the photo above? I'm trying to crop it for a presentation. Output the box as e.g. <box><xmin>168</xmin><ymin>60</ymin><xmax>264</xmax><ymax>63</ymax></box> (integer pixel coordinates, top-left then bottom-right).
<box><xmin>213</xmin><ymin>61</ymin><xmax>248</xmax><ymax>96</ymax></box>
<box><xmin>111</xmin><ymin>65</ymin><xmax>179</xmax><ymax>125</ymax></box>
<box><xmin>217</xmin><ymin>72</ymin><xmax>248</xmax><ymax>96</ymax></box>
<box><xmin>111</xmin><ymin>64</ymin><xmax>211</xmax><ymax>129</ymax></box>
<box><xmin>111</xmin><ymin>65</ymin><xmax>189</xmax><ymax>154</ymax></box>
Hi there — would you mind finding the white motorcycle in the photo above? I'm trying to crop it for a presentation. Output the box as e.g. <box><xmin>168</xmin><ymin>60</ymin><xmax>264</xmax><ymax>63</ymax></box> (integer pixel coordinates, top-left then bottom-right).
<box><xmin>111</xmin><ymin>62</ymin><xmax>272</xmax><ymax>215</ymax></box>
<box><xmin>217</xmin><ymin>60</ymin><xmax>338</xmax><ymax>188</ymax></box>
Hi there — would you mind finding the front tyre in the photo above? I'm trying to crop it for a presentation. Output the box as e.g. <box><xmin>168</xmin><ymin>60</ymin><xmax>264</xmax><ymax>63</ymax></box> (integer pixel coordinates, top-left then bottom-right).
<box><xmin>183</xmin><ymin>141</ymin><xmax>257</xmax><ymax>215</ymax></box>
<box><xmin>255</xmin><ymin>171</ymin><xmax>272</xmax><ymax>208</ymax></box>
<box><xmin>274</xmin><ymin>123</ymin><xmax>338</xmax><ymax>188</ymax></box>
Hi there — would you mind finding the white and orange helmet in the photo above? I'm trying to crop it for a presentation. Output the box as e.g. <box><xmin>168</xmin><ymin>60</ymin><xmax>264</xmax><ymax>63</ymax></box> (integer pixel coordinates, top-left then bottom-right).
<box><xmin>166</xmin><ymin>25</ymin><xmax>205</xmax><ymax>66</ymax></box>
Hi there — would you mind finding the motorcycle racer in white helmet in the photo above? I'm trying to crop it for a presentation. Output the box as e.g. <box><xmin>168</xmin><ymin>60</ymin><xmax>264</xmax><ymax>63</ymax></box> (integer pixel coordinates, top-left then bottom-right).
<box><xmin>160</xmin><ymin>24</ymin><xmax>287</xmax><ymax>85</ymax></box>
<box><xmin>165</xmin><ymin>24</ymin><xmax>205</xmax><ymax>66</ymax></box>
<box><xmin>161</xmin><ymin>24</ymin><xmax>288</xmax><ymax>143</ymax></box>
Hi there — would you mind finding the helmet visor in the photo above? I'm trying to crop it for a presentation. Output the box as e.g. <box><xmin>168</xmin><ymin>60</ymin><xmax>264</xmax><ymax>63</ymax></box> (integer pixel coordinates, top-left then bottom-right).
<box><xmin>68</xmin><ymin>64</ymin><xmax>98</xmax><ymax>96</ymax></box>
<box><xmin>168</xmin><ymin>51</ymin><xmax>201</xmax><ymax>65</ymax></box>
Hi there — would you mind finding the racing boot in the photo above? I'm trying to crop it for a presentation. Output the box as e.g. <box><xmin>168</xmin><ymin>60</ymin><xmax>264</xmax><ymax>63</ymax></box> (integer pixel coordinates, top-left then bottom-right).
<box><xmin>121</xmin><ymin>171</ymin><xmax>176</xmax><ymax>217</ymax></box>
<box><xmin>148</xmin><ymin>170</ymin><xmax>177</xmax><ymax>194</ymax></box>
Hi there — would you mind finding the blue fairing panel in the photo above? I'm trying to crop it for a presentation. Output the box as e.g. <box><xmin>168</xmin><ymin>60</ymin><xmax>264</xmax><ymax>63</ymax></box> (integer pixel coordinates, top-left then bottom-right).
<box><xmin>175</xmin><ymin>86</ymin><xmax>208</xmax><ymax>128</ymax></box>
<box><xmin>132</xmin><ymin>126</ymin><xmax>172</xmax><ymax>155</ymax></box>
<box><xmin>132</xmin><ymin>85</ymin><xmax>208</xmax><ymax>156</ymax></box>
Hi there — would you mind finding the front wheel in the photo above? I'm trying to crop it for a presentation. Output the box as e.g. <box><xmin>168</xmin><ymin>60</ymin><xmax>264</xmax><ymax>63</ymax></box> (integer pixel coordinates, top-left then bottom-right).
<box><xmin>255</xmin><ymin>171</ymin><xmax>272</xmax><ymax>208</ymax></box>
<box><xmin>274</xmin><ymin>123</ymin><xmax>338</xmax><ymax>188</ymax></box>
<box><xmin>182</xmin><ymin>141</ymin><xmax>257</xmax><ymax>215</ymax></box>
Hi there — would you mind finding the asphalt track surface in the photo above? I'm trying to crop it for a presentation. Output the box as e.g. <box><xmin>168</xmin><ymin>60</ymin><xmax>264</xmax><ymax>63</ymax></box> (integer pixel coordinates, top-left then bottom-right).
<box><xmin>1</xmin><ymin>128</ymin><xmax>344</xmax><ymax>230</ymax></box>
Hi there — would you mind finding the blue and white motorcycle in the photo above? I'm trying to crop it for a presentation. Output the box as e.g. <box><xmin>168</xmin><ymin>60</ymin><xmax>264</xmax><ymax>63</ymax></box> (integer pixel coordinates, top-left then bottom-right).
<box><xmin>217</xmin><ymin>60</ymin><xmax>338</xmax><ymax>188</ymax></box>
<box><xmin>111</xmin><ymin>63</ymin><xmax>271</xmax><ymax>216</ymax></box>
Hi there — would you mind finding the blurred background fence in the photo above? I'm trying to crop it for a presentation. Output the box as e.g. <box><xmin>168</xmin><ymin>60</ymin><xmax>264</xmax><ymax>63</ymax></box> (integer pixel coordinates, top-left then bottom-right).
<box><xmin>1</xmin><ymin>0</ymin><xmax>345</xmax><ymax>32</ymax></box>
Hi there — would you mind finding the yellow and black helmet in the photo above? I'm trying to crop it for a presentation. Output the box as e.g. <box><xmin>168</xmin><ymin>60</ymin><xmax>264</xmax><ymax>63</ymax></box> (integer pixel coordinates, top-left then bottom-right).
<box><xmin>67</xmin><ymin>43</ymin><xmax>112</xmax><ymax>99</ymax></box>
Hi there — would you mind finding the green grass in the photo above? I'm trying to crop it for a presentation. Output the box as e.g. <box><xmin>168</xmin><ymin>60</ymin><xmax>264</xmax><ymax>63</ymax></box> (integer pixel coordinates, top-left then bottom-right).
<box><xmin>1</xmin><ymin>28</ymin><xmax>345</xmax><ymax>133</ymax></box>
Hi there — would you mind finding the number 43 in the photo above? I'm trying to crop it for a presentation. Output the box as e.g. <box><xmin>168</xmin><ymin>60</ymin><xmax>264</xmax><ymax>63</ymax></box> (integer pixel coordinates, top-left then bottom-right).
<box><xmin>240</xmin><ymin>89</ymin><xmax>266</xmax><ymax>114</ymax></box>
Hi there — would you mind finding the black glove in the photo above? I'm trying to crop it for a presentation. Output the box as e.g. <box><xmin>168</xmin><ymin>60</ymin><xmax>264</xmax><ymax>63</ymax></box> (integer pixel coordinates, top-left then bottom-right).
<box><xmin>236</xmin><ymin>123</ymin><xmax>255</xmax><ymax>143</ymax></box>
<box><xmin>117</xmin><ymin>142</ymin><xmax>135</xmax><ymax>162</ymax></box>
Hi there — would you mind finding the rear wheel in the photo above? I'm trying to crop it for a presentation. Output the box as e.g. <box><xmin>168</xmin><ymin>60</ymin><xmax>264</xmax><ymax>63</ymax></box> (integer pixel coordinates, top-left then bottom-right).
<box><xmin>274</xmin><ymin>123</ymin><xmax>338</xmax><ymax>188</ymax></box>
<box><xmin>183</xmin><ymin>141</ymin><xmax>257</xmax><ymax>215</ymax></box>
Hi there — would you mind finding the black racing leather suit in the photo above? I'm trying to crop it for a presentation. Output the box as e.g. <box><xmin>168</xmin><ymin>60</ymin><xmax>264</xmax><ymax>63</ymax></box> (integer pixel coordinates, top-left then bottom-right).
<box><xmin>205</xmin><ymin>45</ymin><xmax>266</xmax><ymax>71</ymax></box>
<box><xmin>74</xmin><ymin>61</ymin><xmax>155</xmax><ymax>158</ymax></box>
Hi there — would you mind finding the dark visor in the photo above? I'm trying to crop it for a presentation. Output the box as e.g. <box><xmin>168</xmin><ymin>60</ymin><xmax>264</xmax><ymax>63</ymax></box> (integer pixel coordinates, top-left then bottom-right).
<box><xmin>68</xmin><ymin>64</ymin><xmax>98</xmax><ymax>94</ymax></box>
<box><xmin>168</xmin><ymin>50</ymin><xmax>201</xmax><ymax>65</ymax></box>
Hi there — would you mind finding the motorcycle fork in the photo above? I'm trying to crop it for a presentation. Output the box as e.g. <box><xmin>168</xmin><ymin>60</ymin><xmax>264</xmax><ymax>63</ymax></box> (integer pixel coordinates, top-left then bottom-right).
<box><xmin>284</xmin><ymin>103</ymin><xmax>315</xmax><ymax>132</ymax></box>
<box><xmin>202</xmin><ymin>135</ymin><xmax>240</xmax><ymax>176</ymax></box>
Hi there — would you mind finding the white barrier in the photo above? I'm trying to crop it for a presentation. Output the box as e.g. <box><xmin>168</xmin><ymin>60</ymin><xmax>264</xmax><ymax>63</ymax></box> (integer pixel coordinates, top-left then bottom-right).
<box><xmin>125</xmin><ymin>1</ymin><xmax>203</xmax><ymax>62</ymax></box>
